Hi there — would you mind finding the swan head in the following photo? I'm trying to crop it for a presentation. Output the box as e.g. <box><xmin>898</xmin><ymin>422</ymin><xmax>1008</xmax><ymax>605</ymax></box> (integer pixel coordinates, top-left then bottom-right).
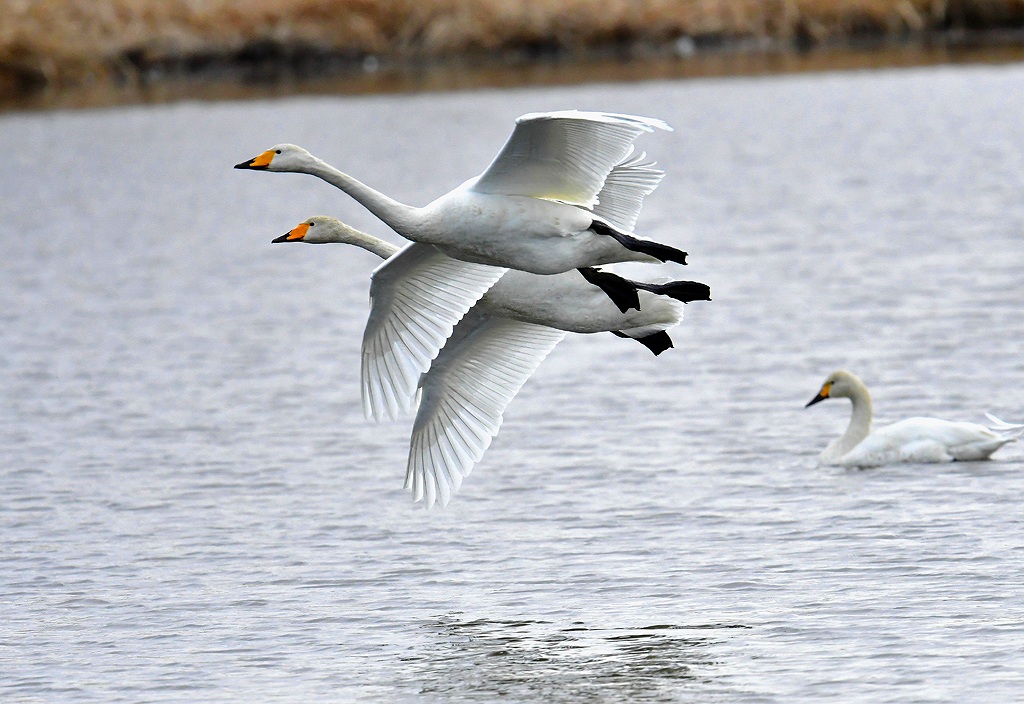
<box><xmin>235</xmin><ymin>144</ymin><xmax>315</xmax><ymax>172</ymax></box>
<box><xmin>805</xmin><ymin>369</ymin><xmax>863</xmax><ymax>407</ymax></box>
<box><xmin>272</xmin><ymin>216</ymin><xmax>354</xmax><ymax>244</ymax></box>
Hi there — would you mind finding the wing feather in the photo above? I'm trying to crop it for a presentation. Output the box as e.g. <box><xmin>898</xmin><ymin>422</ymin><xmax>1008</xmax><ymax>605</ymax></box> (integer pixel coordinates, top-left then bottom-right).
<box><xmin>404</xmin><ymin>311</ymin><xmax>566</xmax><ymax>507</ymax></box>
<box><xmin>471</xmin><ymin>111</ymin><xmax>671</xmax><ymax>208</ymax></box>
<box><xmin>592</xmin><ymin>151</ymin><xmax>665</xmax><ymax>233</ymax></box>
<box><xmin>362</xmin><ymin>243</ymin><xmax>507</xmax><ymax>421</ymax></box>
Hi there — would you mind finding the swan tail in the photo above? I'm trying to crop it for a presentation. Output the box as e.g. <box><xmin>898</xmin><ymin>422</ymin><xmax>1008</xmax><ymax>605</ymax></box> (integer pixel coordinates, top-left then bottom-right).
<box><xmin>634</xmin><ymin>279</ymin><xmax>711</xmax><ymax>304</ymax></box>
<box><xmin>611</xmin><ymin>329</ymin><xmax>674</xmax><ymax>356</ymax></box>
<box><xmin>577</xmin><ymin>267</ymin><xmax>641</xmax><ymax>313</ymax></box>
<box><xmin>985</xmin><ymin>413</ymin><xmax>1024</xmax><ymax>442</ymax></box>
<box><xmin>589</xmin><ymin>220</ymin><xmax>688</xmax><ymax>266</ymax></box>
<box><xmin>985</xmin><ymin>413</ymin><xmax>1024</xmax><ymax>430</ymax></box>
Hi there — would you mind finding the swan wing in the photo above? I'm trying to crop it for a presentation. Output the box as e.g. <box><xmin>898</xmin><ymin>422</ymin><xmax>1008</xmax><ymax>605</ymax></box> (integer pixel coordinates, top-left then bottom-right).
<box><xmin>591</xmin><ymin>150</ymin><xmax>665</xmax><ymax>233</ymax></box>
<box><xmin>362</xmin><ymin>243</ymin><xmax>507</xmax><ymax>421</ymax></box>
<box><xmin>405</xmin><ymin>311</ymin><xmax>566</xmax><ymax>507</ymax></box>
<box><xmin>471</xmin><ymin>110</ymin><xmax>671</xmax><ymax>208</ymax></box>
<box><xmin>873</xmin><ymin>418</ymin><xmax>990</xmax><ymax>445</ymax></box>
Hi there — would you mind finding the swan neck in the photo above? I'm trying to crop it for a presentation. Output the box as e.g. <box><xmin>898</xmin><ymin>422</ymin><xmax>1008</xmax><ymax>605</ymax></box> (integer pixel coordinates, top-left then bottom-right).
<box><xmin>839</xmin><ymin>383</ymin><xmax>873</xmax><ymax>452</ymax></box>
<box><xmin>346</xmin><ymin>231</ymin><xmax>400</xmax><ymax>260</ymax></box>
<box><xmin>305</xmin><ymin>159</ymin><xmax>421</xmax><ymax>234</ymax></box>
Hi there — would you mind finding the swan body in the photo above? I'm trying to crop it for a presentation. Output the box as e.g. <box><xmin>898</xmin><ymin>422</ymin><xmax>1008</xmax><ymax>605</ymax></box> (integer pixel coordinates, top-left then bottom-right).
<box><xmin>240</xmin><ymin>122</ymin><xmax>689</xmax><ymax>423</ymax></box>
<box><xmin>415</xmin><ymin>187</ymin><xmax>644</xmax><ymax>273</ymax></box>
<box><xmin>236</xmin><ymin>111</ymin><xmax>685</xmax><ymax>274</ymax></box>
<box><xmin>481</xmin><ymin>268</ymin><xmax>694</xmax><ymax>338</ymax></box>
<box><xmin>806</xmin><ymin>370</ymin><xmax>1022</xmax><ymax>467</ymax></box>
<box><xmin>276</xmin><ymin>216</ymin><xmax>709</xmax><ymax>506</ymax></box>
<box><xmin>277</xmin><ymin>216</ymin><xmax>707</xmax><ymax>344</ymax></box>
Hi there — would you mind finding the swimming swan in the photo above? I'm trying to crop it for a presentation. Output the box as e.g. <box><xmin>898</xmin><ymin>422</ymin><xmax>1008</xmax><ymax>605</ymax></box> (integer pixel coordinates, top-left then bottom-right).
<box><xmin>277</xmin><ymin>216</ymin><xmax>710</xmax><ymax>506</ymax></box>
<box><xmin>805</xmin><ymin>370</ymin><xmax>1023</xmax><ymax>467</ymax></box>
<box><xmin>239</xmin><ymin>123</ymin><xmax>687</xmax><ymax>422</ymax></box>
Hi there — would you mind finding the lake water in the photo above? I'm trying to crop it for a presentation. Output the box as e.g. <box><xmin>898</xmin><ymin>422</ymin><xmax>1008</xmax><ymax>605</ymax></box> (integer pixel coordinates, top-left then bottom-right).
<box><xmin>2</xmin><ymin>62</ymin><xmax>1024</xmax><ymax>702</ymax></box>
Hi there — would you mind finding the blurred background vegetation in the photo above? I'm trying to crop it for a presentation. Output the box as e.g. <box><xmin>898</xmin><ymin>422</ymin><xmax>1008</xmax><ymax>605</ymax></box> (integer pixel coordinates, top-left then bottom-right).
<box><xmin>2</xmin><ymin>0</ymin><xmax>1023</xmax><ymax>102</ymax></box>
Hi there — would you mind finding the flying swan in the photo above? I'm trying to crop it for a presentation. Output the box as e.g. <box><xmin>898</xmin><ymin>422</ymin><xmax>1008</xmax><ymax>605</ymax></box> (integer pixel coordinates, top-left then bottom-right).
<box><xmin>805</xmin><ymin>370</ymin><xmax>1023</xmax><ymax>467</ymax></box>
<box><xmin>236</xmin><ymin>114</ymin><xmax>688</xmax><ymax>421</ymax></box>
<box><xmin>276</xmin><ymin>215</ymin><xmax>710</xmax><ymax>506</ymax></box>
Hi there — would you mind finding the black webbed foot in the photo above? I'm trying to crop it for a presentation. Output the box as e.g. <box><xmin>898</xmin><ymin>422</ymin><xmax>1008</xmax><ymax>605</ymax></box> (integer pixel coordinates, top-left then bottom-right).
<box><xmin>578</xmin><ymin>267</ymin><xmax>641</xmax><ymax>313</ymax></box>
<box><xmin>635</xmin><ymin>280</ymin><xmax>711</xmax><ymax>303</ymax></box>
<box><xmin>590</xmin><ymin>220</ymin><xmax>688</xmax><ymax>266</ymax></box>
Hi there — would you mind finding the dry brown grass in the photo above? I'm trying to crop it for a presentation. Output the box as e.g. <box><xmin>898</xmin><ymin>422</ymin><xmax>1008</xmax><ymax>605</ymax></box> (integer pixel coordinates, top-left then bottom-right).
<box><xmin>2</xmin><ymin>0</ymin><xmax>1023</xmax><ymax>94</ymax></box>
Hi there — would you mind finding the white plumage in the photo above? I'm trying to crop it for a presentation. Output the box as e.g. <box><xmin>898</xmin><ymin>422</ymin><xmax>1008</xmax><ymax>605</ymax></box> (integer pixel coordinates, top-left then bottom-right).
<box><xmin>274</xmin><ymin>215</ymin><xmax>709</xmax><ymax>506</ymax></box>
<box><xmin>236</xmin><ymin>111</ymin><xmax>681</xmax><ymax>275</ymax></box>
<box><xmin>239</xmin><ymin>117</ymin><xmax>685</xmax><ymax>423</ymax></box>
<box><xmin>360</xmin><ymin>244</ymin><xmax>505</xmax><ymax>421</ymax></box>
<box><xmin>805</xmin><ymin>370</ymin><xmax>1022</xmax><ymax>467</ymax></box>
<box><xmin>406</xmin><ymin>309</ymin><xmax>567</xmax><ymax>507</ymax></box>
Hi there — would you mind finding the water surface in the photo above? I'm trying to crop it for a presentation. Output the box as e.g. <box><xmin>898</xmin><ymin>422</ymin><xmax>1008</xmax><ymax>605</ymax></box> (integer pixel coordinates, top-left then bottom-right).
<box><xmin>2</xmin><ymin>63</ymin><xmax>1024</xmax><ymax>702</ymax></box>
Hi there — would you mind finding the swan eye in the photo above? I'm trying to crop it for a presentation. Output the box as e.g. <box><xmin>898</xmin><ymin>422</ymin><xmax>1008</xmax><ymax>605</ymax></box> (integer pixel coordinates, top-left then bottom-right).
<box><xmin>309</xmin><ymin>221</ymin><xmax>315</xmax><ymax>227</ymax></box>
<box><xmin>275</xmin><ymin>149</ymin><xmax>282</xmax><ymax>154</ymax></box>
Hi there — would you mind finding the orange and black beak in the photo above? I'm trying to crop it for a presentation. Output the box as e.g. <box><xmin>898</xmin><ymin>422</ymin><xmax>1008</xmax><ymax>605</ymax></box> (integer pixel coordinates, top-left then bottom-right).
<box><xmin>272</xmin><ymin>222</ymin><xmax>309</xmax><ymax>243</ymax></box>
<box><xmin>805</xmin><ymin>382</ymin><xmax>832</xmax><ymax>407</ymax></box>
<box><xmin>235</xmin><ymin>149</ymin><xmax>276</xmax><ymax>170</ymax></box>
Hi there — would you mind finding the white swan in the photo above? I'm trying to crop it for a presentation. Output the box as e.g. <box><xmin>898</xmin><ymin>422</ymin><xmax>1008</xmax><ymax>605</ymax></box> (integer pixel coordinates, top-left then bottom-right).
<box><xmin>805</xmin><ymin>370</ymin><xmax>1023</xmax><ymax>467</ymax></box>
<box><xmin>236</xmin><ymin>111</ymin><xmax>685</xmax><ymax>274</ymax></box>
<box><xmin>237</xmin><ymin>118</ymin><xmax>685</xmax><ymax>421</ymax></box>
<box><xmin>276</xmin><ymin>216</ymin><xmax>710</xmax><ymax>506</ymax></box>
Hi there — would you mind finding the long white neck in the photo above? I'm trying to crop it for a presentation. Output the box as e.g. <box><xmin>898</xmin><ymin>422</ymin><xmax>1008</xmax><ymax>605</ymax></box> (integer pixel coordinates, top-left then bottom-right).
<box><xmin>301</xmin><ymin>157</ymin><xmax>423</xmax><ymax>235</ymax></box>
<box><xmin>333</xmin><ymin>228</ymin><xmax>401</xmax><ymax>260</ymax></box>
<box><xmin>825</xmin><ymin>380</ymin><xmax>873</xmax><ymax>461</ymax></box>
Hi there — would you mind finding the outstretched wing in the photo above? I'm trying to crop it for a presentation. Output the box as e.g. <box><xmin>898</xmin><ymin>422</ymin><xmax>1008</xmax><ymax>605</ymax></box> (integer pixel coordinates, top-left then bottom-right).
<box><xmin>471</xmin><ymin>110</ymin><xmax>671</xmax><ymax>209</ymax></box>
<box><xmin>405</xmin><ymin>310</ymin><xmax>567</xmax><ymax>507</ymax></box>
<box><xmin>362</xmin><ymin>244</ymin><xmax>507</xmax><ymax>421</ymax></box>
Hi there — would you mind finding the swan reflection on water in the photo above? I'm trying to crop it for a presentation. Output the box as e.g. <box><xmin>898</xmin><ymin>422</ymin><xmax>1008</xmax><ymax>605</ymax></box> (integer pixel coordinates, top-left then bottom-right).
<box><xmin>402</xmin><ymin>616</ymin><xmax>748</xmax><ymax>701</ymax></box>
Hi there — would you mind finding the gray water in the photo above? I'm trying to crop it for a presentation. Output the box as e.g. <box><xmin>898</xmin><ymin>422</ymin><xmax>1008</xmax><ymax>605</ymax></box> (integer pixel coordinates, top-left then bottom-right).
<box><xmin>2</xmin><ymin>63</ymin><xmax>1024</xmax><ymax>702</ymax></box>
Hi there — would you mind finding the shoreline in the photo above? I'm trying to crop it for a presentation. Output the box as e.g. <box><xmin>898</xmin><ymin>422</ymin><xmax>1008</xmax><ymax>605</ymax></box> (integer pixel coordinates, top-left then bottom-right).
<box><xmin>4</xmin><ymin>31</ymin><xmax>1024</xmax><ymax>114</ymax></box>
<box><xmin>2</xmin><ymin>0</ymin><xmax>1024</xmax><ymax>113</ymax></box>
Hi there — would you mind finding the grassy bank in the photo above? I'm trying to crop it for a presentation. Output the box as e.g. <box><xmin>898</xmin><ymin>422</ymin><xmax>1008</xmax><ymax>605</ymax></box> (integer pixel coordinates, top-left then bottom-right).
<box><xmin>2</xmin><ymin>0</ymin><xmax>1024</xmax><ymax>99</ymax></box>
